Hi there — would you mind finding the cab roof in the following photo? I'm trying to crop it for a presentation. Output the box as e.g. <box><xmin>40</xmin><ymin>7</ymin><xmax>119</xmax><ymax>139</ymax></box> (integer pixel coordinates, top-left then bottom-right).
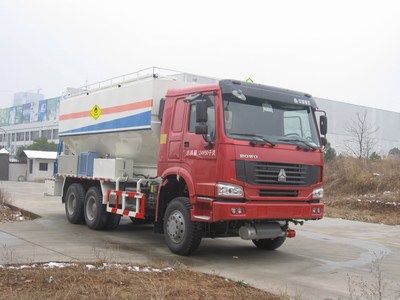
<box><xmin>219</xmin><ymin>79</ymin><xmax>317</xmax><ymax>108</ymax></box>
<box><xmin>166</xmin><ymin>79</ymin><xmax>317</xmax><ymax>108</ymax></box>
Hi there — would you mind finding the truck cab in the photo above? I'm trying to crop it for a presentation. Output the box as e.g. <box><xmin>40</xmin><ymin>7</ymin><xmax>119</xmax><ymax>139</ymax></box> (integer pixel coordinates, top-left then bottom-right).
<box><xmin>156</xmin><ymin>79</ymin><xmax>327</xmax><ymax>255</ymax></box>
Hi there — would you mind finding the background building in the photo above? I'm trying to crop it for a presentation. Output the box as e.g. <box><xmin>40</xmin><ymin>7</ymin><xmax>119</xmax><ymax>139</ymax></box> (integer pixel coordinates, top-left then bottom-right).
<box><xmin>0</xmin><ymin>96</ymin><xmax>60</xmax><ymax>155</ymax></box>
<box><xmin>13</xmin><ymin>91</ymin><xmax>44</xmax><ymax>106</ymax></box>
<box><xmin>317</xmin><ymin>98</ymin><xmax>400</xmax><ymax>155</ymax></box>
<box><xmin>24</xmin><ymin>150</ymin><xmax>57</xmax><ymax>181</ymax></box>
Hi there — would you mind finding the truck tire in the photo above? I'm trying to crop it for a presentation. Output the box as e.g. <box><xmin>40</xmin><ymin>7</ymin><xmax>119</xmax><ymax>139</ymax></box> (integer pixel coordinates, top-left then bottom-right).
<box><xmin>252</xmin><ymin>236</ymin><xmax>286</xmax><ymax>250</ymax></box>
<box><xmin>105</xmin><ymin>214</ymin><xmax>121</xmax><ymax>230</ymax></box>
<box><xmin>163</xmin><ymin>197</ymin><xmax>202</xmax><ymax>256</ymax></box>
<box><xmin>65</xmin><ymin>183</ymin><xmax>85</xmax><ymax>224</ymax></box>
<box><xmin>84</xmin><ymin>186</ymin><xmax>108</xmax><ymax>230</ymax></box>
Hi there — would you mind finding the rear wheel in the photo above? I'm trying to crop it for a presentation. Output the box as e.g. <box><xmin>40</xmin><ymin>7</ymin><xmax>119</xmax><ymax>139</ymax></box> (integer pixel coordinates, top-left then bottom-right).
<box><xmin>65</xmin><ymin>183</ymin><xmax>85</xmax><ymax>224</ymax></box>
<box><xmin>84</xmin><ymin>186</ymin><xmax>109</xmax><ymax>230</ymax></box>
<box><xmin>252</xmin><ymin>236</ymin><xmax>286</xmax><ymax>250</ymax></box>
<box><xmin>163</xmin><ymin>197</ymin><xmax>202</xmax><ymax>256</ymax></box>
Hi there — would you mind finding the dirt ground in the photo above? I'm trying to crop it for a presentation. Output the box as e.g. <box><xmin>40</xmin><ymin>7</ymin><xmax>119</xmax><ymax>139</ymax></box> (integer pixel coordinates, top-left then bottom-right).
<box><xmin>0</xmin><ymin>204</ymin><xmax>30</xmax><ymax>224</ymax></box>
<box><xmin>0</xmin><ymin>263</ymin><xmax>283</xmax><ymax>300</ymax></box>
<box><xmin>324</xmin><ymin>191</ymin><xmax>400</xmax><ymax>225</ymax></box>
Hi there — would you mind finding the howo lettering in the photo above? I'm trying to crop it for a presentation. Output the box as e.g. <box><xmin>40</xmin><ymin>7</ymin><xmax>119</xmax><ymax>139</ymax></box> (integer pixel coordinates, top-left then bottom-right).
<box><xmin>53</xmin><ymin>68</ymin><xmax>328</xmax><ymax>256</ymax></box>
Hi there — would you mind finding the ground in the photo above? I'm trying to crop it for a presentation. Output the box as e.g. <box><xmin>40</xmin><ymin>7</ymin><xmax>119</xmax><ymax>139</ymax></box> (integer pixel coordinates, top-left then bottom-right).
<box><xmin>0</xmin><ymin>263</ymin><xmax>280</xmax><ymax>300</ymax></box>
<box><xmin>0</xmin><ymin>204</ymin><xmax>26</xmax><ymax>224</ymax></box>
<box><xmin>0</xmin><ymin>181</ymin><xmax>400</xmax><ymax>299</ymax></box>
<box><xmin>325</xmin><ymin>191</ymin><xmax>400</xmax><ymax>225</ymax></box>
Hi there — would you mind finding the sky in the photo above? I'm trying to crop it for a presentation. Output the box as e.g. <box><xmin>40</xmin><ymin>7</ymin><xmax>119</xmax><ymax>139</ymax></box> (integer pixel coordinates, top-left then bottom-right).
<box><xmin>0</xmin><ymin>0</ymin><xmax>399</xmax><ymax>112</ymax></box>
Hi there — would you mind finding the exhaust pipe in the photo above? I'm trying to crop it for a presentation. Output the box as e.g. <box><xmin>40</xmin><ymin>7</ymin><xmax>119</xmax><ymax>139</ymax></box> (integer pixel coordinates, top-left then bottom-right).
<box><xmin>239</xmin><ymin>222</ymin><xmax>285</xmax><ymax>240</ymax></box>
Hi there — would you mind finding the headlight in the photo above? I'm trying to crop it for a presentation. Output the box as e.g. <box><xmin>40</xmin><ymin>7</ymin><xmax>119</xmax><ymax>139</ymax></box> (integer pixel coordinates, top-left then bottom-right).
<box><xmin>312</xmin><ymin>187</ymin><xmax>324</xmax><ymax>199</ymax></box>
<box><xmin>217</xmin><ymin>182</ymin><xmax>244</xmax><ymax>198</ymax></box>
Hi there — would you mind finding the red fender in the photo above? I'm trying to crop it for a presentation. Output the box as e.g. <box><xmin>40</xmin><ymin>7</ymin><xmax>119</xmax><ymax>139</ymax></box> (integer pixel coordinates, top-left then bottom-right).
<box><xmin>155</xmin><ymin>167</ymin><xmax>196</xmax><ymax>221</ymax></box>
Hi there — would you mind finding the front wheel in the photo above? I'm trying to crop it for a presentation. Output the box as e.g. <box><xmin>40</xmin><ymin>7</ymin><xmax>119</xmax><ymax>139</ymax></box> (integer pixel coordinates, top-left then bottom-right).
<box><xmin>252</xmin><ymin>236</ymin><xmax>286</xmax><ymax>250</ymax></box>
<box><xmin>163</xmin><ymin>197</ymin><xmax>202</xmax><ymax>256</ymax></box>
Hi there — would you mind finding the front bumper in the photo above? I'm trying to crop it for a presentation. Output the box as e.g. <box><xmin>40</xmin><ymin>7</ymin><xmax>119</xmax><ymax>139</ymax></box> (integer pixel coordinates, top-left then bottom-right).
<box><xmin>192</xmin><ymin>198</ymin><xmax>324</xmax><ymax>222</ymax></box>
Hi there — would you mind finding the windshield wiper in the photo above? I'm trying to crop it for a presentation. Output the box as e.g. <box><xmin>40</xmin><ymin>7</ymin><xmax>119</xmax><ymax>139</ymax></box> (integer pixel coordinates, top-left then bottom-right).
<box><xmin>277</xmin><ymin>137</ymin><xmax>318</xmax><ymax>150</ymax></box>
<box><xmin>229</xmin><ymin>132</ymin><xmax>275</xmax><ymax>147</ymax></box>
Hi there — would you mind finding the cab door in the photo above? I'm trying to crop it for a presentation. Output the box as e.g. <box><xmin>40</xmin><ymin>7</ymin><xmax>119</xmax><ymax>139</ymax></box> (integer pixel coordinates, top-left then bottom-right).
<box><xmin>182</xmin><ymin>94</ymin><xmax>217</xmax><ymax>197</ymax></box>
<box><xmin>167</xmin><ymin>97</ymin><xmax>186</xmax><ymax>162</ymax></box>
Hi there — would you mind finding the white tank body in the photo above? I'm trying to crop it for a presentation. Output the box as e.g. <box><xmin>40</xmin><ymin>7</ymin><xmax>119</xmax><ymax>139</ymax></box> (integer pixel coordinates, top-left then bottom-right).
<box><xmin>59</xmin><ymin>74</ymin><xmax>208</xmax><ymax>176</ymax></box>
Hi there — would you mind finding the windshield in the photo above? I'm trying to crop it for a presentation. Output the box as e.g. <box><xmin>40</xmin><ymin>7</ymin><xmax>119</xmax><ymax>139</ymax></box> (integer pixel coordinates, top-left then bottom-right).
<box><xmin>223</xmin><ymin>93</ymin><xmax>320</xmax><ymax>147</ymax></box>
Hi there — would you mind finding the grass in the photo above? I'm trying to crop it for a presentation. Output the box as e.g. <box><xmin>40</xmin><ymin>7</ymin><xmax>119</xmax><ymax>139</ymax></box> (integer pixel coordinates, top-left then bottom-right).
<box><xmin>0</xmin><ymin>263</ymin><xmax>284</xmax><ymax>300</ymax></box>
<box><xmin>324</xmin><ymin>156</ymin><xmax>400</xmax><ymax>195</ymax></box>
<box><xmin>324</xmin><ymin>156</ymin><xmax>400</xmax><ymax>225</ymax></box>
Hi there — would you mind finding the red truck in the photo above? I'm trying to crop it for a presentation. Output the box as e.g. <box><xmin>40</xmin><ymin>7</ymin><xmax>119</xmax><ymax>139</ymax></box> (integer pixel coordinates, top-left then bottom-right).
<box><xmin>56</xmin><ymin>68</ymin><xmax>327</xmax><ymax>255</ymax></box>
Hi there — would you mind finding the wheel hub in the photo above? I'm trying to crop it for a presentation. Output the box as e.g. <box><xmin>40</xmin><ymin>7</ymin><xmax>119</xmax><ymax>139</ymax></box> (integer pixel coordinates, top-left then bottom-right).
<box><xmin>166</xmin><ymin>210</ymin><xmax>185</xmax><ymax>244</ymax></box>
<box><xmin>86</xmin><ymin>196</ymin><xmax>97</xmax><ymax>221</ymax></box>
<box><xmin>67</xmin><ymin>194</ymin><xmax>76</xmax><ymax>215</ymax></box>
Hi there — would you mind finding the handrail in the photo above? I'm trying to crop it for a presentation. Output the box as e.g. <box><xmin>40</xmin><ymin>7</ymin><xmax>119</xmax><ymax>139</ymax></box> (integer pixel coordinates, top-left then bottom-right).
<box><xmin>63</xmin><ymin>66</ymin><xmax>218</xmax><ymax>98</ymax></box>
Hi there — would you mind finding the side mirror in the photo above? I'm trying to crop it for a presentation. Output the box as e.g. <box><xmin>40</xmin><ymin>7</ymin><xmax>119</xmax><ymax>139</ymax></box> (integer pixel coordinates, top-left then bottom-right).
<box><xmin>195</xmin><ymin>124</ymin><xmax>208</xmax><ymax>135</ymax></box>
<box><xmin>196</xmin><ymin>100</ymin><xmax>208</xmax><ymax>123</ymax></box>
<box><xmin>320</xmin><ymin>115</ymin><xmax>327</xmax><ymax>136</ymax></box>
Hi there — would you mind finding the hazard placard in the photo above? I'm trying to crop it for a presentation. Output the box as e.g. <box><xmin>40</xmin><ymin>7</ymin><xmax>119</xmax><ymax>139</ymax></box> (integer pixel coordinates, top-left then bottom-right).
<box><xmin>90</xmin><ymin>104</ymin><xmax>102</xmax><ymax>120</ymax></box>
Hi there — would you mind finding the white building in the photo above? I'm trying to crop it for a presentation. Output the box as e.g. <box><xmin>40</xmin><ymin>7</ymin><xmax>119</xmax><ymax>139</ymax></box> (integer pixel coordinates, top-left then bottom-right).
<box><xmin>23</xmin><ymin>150</ymin><xmax>57</xmax><ymax>181</ymax></box>
<box><xmin>316</xmin><ymin>98</ymin><xmax>400</xmax><ymax>155</ymax></box>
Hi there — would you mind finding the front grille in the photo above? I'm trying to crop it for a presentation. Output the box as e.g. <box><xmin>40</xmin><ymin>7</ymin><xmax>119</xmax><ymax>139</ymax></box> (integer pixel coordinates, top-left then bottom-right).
<box><xmin>259</xmin><ymin>189</ymin><xmax>298</xmax><ymax>197</ymax></box>
<box><xmin>236</xmin><ymin>160</ymin><xmax>319</xmax><ymax>186</ymax></box>
<box><xmin>254</xmin><ymin>162</ymin><xmax>307</xmax><ymax>185</ymax></box>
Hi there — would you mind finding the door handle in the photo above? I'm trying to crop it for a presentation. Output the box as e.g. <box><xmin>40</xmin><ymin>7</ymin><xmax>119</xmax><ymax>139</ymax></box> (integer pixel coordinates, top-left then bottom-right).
<box><xmin>184</xmin><ymin>141</ymin><xmax>189</xmax><ymax>147</ymax></box>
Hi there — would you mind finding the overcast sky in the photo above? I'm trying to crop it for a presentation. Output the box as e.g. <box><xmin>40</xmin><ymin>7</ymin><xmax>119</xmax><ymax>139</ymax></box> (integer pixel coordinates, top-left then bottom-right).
<box><xmin>0</xmin><ymin>0</ymin><xmax>399</xmax><ymax>111</ymax></box>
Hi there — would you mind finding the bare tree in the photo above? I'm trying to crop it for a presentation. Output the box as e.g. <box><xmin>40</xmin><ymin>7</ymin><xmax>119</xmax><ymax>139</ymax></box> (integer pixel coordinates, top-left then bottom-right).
<box><xmin>344</xmin><ymin>111</ymin><xmax>378</xmax><ymax>159</ymax></box>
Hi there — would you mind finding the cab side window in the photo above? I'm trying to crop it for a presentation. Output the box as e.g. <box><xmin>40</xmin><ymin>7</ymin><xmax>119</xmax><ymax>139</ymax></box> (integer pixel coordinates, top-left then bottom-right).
<box><xmin>188</xmin><ymin>95</ymin><xmax>216</xmax><ymax>139</ymax></box>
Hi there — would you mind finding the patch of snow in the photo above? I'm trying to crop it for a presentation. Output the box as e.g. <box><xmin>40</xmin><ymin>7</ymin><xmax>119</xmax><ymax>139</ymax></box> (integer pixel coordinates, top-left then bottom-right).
<box><xmin>2</xmin><ymin>262</ymin><xmax>173</xmax><ymax>273</ymax></box>
<box><xmin>85</xmin><ymin>264</ymin><xmax>95</xmax><ymax>270</ymax></box>
<box><xmin>43</xmin><ymin>262</ymin><xmax>76</xmax><ymax>269</ymax></box>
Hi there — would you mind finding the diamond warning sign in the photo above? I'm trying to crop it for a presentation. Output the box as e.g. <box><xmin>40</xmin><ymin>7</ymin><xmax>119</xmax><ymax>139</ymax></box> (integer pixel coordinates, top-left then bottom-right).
<box><xmin>90</xmin><ymin>104</ymin><xmax>102</xmax><ymax>120</ymax></box>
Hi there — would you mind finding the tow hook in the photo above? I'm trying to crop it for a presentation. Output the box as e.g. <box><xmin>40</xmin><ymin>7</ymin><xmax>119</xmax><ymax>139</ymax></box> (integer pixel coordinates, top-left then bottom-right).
<box><xmin>286</xmin><ymin>229</ymin><xmax>296</xmax><ymax>238</ymax></box>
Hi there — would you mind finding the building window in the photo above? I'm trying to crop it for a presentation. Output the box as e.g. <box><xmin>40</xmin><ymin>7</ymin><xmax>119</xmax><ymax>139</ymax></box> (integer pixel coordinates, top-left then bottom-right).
<box><xmin>16</xmin><ymin>132</ymin><xmax>25</xmax><ymax>141</ymax></box>
<box><xmin>25</xmin><ymin>132</ymin><xmax>30</xmax><ymax>141</ymax></box>
<box><xmin>41</xmin><ymin>130</ymin><xmax>52</xmax><ymax>140</ymax></box>
<box><xmin>11</xmin><ymin>133</ymin><xmax>15</xmax><ymax>141</ymax></box>
<box><xmin>29</xmin><ymin>160</ymin><xmax>33</xmax><ymax>174</ymax></box>
<box><xmin>52</xmin><ymin>129</ymin><xmax>59</xmax><ymax>139</ymax></box>
<box><xmin>39</xmin><ymin>162</ymin><xmax>48</xmax><ymax>171</ymax></box>
<box><xmin>31</xmin><ymin>131</ymin><xmax>39</xmax><ymax>141</ymax></box>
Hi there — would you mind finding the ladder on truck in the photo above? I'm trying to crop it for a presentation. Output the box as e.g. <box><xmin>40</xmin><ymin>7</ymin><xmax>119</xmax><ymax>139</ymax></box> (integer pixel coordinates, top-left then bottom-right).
<box><xmin>105</xmin><ymin>178</ymin><xmax>157</xmax><ymax>219</ymax></box>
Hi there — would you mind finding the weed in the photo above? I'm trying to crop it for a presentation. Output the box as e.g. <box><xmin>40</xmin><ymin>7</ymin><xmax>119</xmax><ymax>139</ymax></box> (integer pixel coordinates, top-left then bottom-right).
<box><xmin>1</xmin><ymin>244</ymin><xmax>16</xmax><ymax>265</ymax></box>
